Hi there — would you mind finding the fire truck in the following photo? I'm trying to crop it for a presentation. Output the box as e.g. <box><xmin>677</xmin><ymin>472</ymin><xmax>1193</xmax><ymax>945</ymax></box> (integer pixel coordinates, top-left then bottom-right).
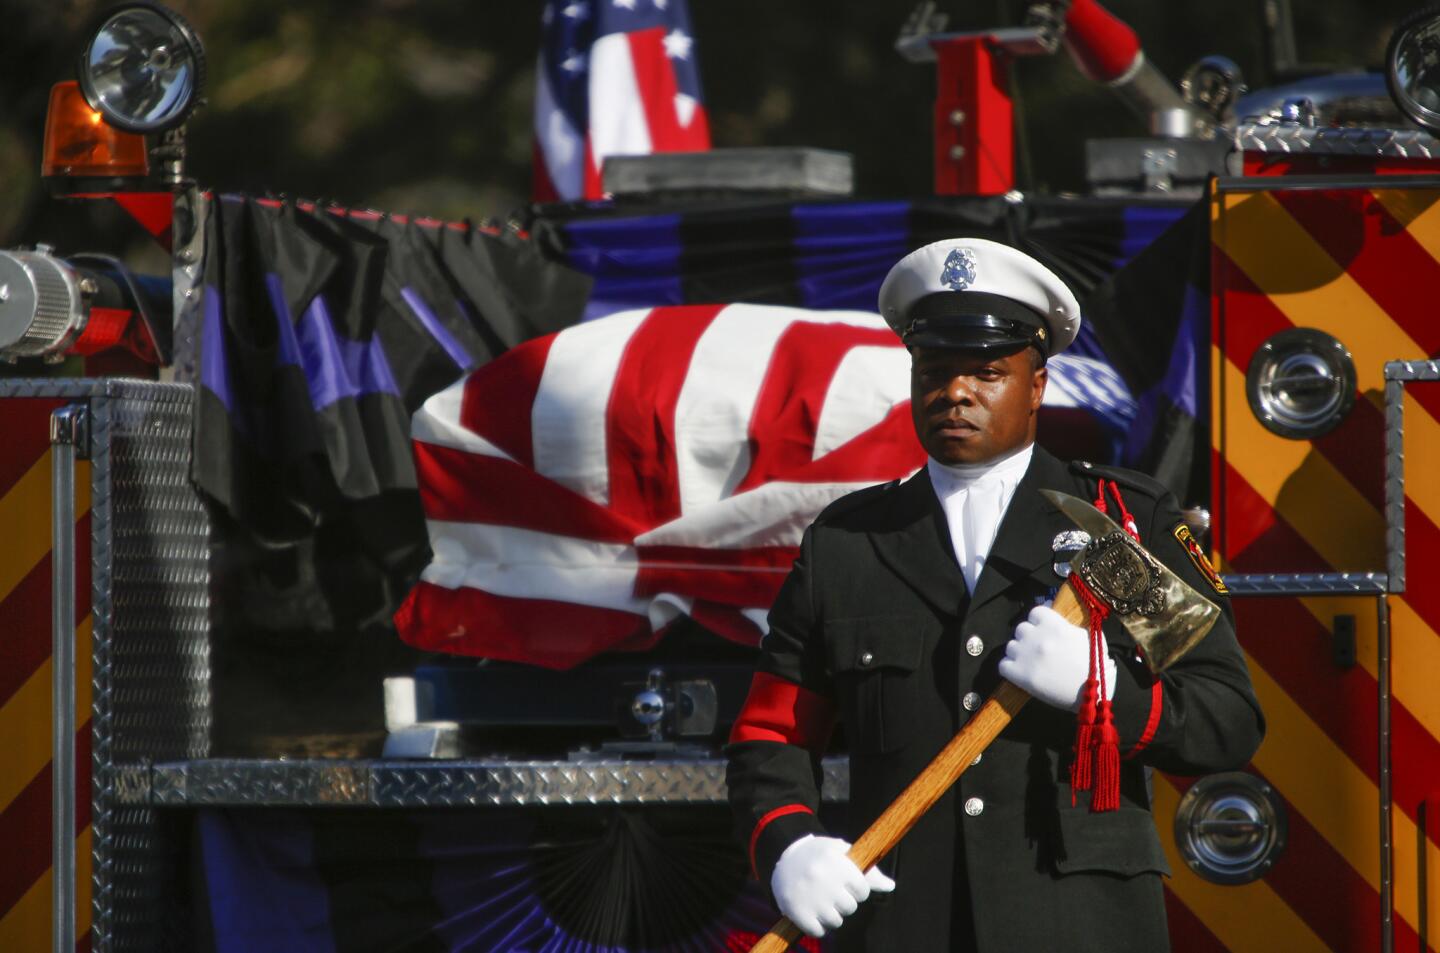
<box><xmin>3</xmin><ymin>1</ymin><xmax>1439</xmax><ymax>950</ymax></box>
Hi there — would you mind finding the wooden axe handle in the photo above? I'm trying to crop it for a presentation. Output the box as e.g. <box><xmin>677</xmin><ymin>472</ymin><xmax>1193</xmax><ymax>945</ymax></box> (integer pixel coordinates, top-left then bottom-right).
<box><xmin>747</xmin><ymin>583</ymin><xmax>1089</xmax><ymax>953</ymax></box>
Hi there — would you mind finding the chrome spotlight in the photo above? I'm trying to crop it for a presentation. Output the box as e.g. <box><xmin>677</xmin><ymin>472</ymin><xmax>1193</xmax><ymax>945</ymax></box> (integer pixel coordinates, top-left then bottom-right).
<box><xmin>0</xmin><ymin>249</ymin><xmax>89</xmax><ymax>362</ymax></box>
<box><xmin>1174</xmin><ymin>771</ymin><xmax>1287</xmax><ymax>885</ymax></box>
<box><xmin>1387</xmin><ymin>5</ymin><xmax>1440</xmax><ymax>134</ymax></box>
<box><xmin>1245</xmin><ymin>328</ymin><xmax>1356</xmax><ymax>440</ymax></box>
<box><xmin>77</xmin><ymin>2</ymin><xmax>205</xmax><ymax>135</ymax></box>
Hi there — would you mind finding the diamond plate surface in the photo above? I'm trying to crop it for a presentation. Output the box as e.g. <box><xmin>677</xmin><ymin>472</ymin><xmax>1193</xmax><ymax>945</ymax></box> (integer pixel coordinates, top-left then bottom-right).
<box><xmin>1380</xmin><ymin>361</ymin><xmax>1440</xmax><ymax>594</ymax></box>
<box><xmin>1385</xmin><ymin>360</ymin><xmax>1440</xmax><ymax>382</ymax></box>
<box><xmin>1236</xmin><ymin>123</ymin><xmax>1440</xmax><ymax>158</ymax></box>
<box><xmin>3</xmin><ymin>380</ymin><xmax>213</xmax><ymax>953</ymax></box>
<box><xmin>1386</xmin><ymin>375</ymin><xmax>1407</xmax><ymax>593</ymax></box>
<box><xmin>1221</xmin><ymin>572</ymin><xmax>1389</xmax><ymax>595</ymax></box>
<box><xmin>90</xmin><ymin>382</ymin><xmax>211</xmax><ymax>953</ymax></box>
<box><xmin>132</xmin><ymin>757</ymin><xmax>853</xmax><ymax>807</ymax></box>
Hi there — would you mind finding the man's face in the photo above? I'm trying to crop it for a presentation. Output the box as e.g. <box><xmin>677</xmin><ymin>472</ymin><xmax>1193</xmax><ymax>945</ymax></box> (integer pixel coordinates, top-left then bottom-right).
<box><xmin>910</xmin><ymin>345</ymin><xmax>1047</xmax><ymax>465</ymax></box>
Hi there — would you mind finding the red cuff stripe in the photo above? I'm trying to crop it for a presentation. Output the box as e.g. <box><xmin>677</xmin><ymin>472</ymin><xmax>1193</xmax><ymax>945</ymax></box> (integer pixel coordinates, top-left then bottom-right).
<box><xmin>1125</xmin><ymin>679</ymin><xmax>1164</xmax><ymax>759</ymax></box>
<box><xmin>749</xmin><ymin>804</ymin><xmax>814</xmax><ymax>879</ymax></box>
<box><xmin>729</xmin><ymin>672</ymin><xmax>836</xmax><ymax>750</ymax></box>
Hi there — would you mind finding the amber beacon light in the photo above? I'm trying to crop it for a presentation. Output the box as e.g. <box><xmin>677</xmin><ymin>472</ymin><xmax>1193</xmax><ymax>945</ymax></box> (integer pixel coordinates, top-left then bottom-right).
<box><xmin>42</xmin><ymin>80</ymin><xmax>149</xmax><ymax>183</ymax></box>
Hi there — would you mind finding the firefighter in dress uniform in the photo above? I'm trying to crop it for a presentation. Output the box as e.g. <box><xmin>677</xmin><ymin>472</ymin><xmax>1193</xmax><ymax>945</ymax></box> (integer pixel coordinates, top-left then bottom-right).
<box><xmin>725</xmin><ymin>239</ymin><xmax>1265</xmax><ymax>952</ymax></box>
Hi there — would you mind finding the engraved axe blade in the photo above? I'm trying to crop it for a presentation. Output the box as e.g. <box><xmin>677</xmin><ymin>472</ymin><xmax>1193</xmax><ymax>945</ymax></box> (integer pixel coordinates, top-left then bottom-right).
<box><xmin>1039</xmin><ymin>489</ymin><xmax>1222</xmax><ymax>674</ymax></box>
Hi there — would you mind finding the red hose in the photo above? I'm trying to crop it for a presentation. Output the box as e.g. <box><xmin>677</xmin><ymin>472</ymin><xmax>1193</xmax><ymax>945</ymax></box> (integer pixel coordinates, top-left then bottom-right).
<box><xmin>1063</xmin><ymin>0</ymin><xmax>1142</xmax><ymax>83</ymax></box>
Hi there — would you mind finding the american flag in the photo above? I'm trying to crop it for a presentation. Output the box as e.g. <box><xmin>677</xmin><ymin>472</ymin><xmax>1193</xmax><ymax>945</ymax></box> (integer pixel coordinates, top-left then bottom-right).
<box><xmin>394</xmin><ymin>304</ymin><xmax>1135</xmax><ymax>669</ymax></box>
<box><xmin>533</xmin><ymin>0</ymin><xmax>711</xmax><ymax>202</ymax></box>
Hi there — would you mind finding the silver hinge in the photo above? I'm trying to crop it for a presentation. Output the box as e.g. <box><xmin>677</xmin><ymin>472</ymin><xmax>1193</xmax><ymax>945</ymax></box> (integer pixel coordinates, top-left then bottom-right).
<box><xmin>49</xmin><ymin>404</ymin><xmax>90</xmax><ymax>459</ymax></box>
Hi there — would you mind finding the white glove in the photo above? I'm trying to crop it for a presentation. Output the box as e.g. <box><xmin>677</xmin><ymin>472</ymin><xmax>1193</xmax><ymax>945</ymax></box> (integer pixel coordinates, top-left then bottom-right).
<box><xmin>771</xmin><ymin>834</ymin><xmax>896</xmax><ymax>938</ymax></box>
<box><xmin>998</xmin><ymin>605</ymin><xmax>1117</xmax><ymax>712</ymax></box>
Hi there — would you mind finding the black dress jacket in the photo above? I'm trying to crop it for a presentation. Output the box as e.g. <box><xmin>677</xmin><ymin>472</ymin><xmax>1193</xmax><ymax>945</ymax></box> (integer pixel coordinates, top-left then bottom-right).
<box><xmin>725</xmin><ymin>446</ymin><xmax>1264</xmax><ymax>953</ymax></box>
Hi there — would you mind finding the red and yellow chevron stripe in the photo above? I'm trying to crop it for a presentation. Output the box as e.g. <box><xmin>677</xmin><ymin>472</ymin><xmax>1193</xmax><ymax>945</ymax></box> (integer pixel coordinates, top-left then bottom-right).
<box><xmin>1182</xmin><ymin>182</ymin><xmax>1440</xmax><ymax>952</ymax></box>
<box><xmin>0</xmin><ymin>398</ymin><xmax>94</xmax><ymax>952</ymax></box>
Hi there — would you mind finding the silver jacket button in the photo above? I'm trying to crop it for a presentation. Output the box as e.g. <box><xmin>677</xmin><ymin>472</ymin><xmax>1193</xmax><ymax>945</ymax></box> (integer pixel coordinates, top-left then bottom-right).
<box><xmin>859</xmin><ymin>651</ymin><xmax>874</xmax><ymax>667</ymax></box>
<box><xmin>962</xmin><ymin>691</ymin><xmax>981</xmax><ymax>711</ymax></box>
<box><xmin>965</xmin><ymin>635</ymin><xmax>984</xmax><ymax>657</ymax></box>
<box><xmin>964</xmin><ymin>797</ymin><xmax>985</xmax><ymax>816</ymax></box>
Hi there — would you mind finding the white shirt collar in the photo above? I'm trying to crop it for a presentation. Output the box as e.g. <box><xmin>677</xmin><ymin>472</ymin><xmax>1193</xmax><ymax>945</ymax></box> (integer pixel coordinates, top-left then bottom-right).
<box><xmin>926</xmin><ymin>442</ymin><xmax>1034</xmax><ymax>496</ymax></box>
<box><xmin>926</xmin><ymin>442</ymin><xmax>1035</xmax><ymax>593</ymax></box>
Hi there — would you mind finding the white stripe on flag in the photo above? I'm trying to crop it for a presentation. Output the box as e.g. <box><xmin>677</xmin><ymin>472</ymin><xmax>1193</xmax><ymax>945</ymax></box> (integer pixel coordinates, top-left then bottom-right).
<box><xmin>423</xmin><ymin>520</ymin><xmax>643</xmax><ymax>609</ymax></box>
<box><xmin>813</xmin><ymin>345</ymin><xmax>910</xmax><ymax>460</ymax></box>
<box><xmin>423</xmin><ymin>520</ymin><xmax>697</xmax><ymax>631</ymax></box>
<box><xmin>588</xmin><ymin>32</ymin><xmax>652</xmax><ymax>184</ymax></box>
<box><xmin>674</xmin><ymin>307</ymin><xmax>889</xmax><ymax>513</ymax></box>
<box><xmin>411</xmin><ymin>377</ymin><xmax>514</xmax><ymax>459</ymax></box>
<box><xmin>533</xmin><ymin>54</ymin><xmax>584</xmax><ymax>200</ymax></box>
<box><xmin>532</xmin><ymin>309</ymin><xmax>649</xmax><ymax>505</ymax></box>
<box><xmin>674</xmin><ymin>305</ymin><xmax>797</xmax><ymax>512</ymax></box>
<box><xmin>636</xmin><ymin>479</ymin><xmax>892</xmax><ymax>550</ymax></box>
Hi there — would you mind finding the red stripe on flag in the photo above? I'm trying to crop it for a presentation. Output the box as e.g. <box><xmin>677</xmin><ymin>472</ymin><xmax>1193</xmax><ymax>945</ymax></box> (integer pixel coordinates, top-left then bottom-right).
<box><xmin>687</xmin><ymin>104</ymin><xmax>711</xmax><ymax>150</ymax></box>
<box><xmin>413</xmin><ymin>441</ymin><xmax>640</xmax><ymax>543</ymax></box>
<box><xmin>583</xmin><ymin>137</ymin><xmax>604</xmax><ymax>202</ymax></box>
<box><xmin>394</xmin><ymin>580</ymin><xmax>652</xmax><ymax>670</ymax></box>
<box><xmin>636</xmin><ymin>544</ymin><xmax>799</xmax><ymax>570</ymax></box>
<box><xmin>783</xmin><ymin>403</ymin><xmax>924</xmax><ymax>485</ymax></box>
<box><xmin>459</xmin><ymin>333</ymin><xmax>555</xmax><ymax>470</ymax></box>
<box><xmin>730</xmin><ymin>672</ymin><xmax>835</xmax><ymax>749</ymax></box>
<box><xmin>735</xmin><ymin>323</ymin><xmax>910</xmax><ymax>494</ymax></box>
<box><xmin>625</xmin><ymin>27</ymin><xmax>709</xmax><ymax>152</ymax></box>
<box><xmin>635</xmin><ymin>544</ymin><xmax>795</xmax><ymax>608</ymax></box>
<box><xmin>635</xmin><ymin>544</ymin><xmax>796</xmax><ymax>603</ymax></box>
<box><xmin>606</xmin><ymin>305</ymin><xmax>724</xmax><ymax>526</ymax></box>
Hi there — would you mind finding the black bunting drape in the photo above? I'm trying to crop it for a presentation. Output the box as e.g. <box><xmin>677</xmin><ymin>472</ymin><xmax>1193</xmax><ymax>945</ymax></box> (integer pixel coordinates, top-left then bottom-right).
<box><xmin>195</xmin><ymin>195</ymin><xmax>592</xmax><ymax>636</ymax></box>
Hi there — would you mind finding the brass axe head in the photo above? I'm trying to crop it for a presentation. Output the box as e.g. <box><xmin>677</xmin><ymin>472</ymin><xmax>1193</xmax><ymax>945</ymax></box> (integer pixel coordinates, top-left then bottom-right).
<box><xmin>1039</xmin><ymin>489</ymin><xmax>1222</xmax><ymax>675</ymax></box>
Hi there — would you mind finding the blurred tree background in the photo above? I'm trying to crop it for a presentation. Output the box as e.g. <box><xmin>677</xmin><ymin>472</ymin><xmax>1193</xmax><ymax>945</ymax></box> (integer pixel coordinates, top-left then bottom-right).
<box><xmin>0</xmin><ymin>0</ymin><xmax>1415</xmax><ymax>754</ymax></box>
<box><xmin>0</xmin><ymin>0</ymin><xmax>1415</xmax><ymax>268</ymax></box>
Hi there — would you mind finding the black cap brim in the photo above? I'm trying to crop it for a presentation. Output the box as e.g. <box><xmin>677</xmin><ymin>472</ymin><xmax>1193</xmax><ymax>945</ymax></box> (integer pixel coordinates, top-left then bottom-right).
<box><xmin>900</xmin><ymin>291</ymin><xmax>1049</xmax><ymax>353</ymax></box>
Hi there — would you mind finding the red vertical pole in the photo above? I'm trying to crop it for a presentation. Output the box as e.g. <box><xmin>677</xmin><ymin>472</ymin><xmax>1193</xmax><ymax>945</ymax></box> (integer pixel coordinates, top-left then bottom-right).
<box><xmin>932</xmin><ymin>35</ymin><xmax>1013</xmax><ymax>196</ymax></box>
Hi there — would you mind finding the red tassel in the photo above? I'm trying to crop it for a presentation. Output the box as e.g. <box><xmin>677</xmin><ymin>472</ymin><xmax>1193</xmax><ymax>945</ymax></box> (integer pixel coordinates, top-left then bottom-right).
<box><xmin>1096</xmin><ymin>479</ymin><xmax>1141</xmax><ymax>544</ymax></box>
<box><xmin>1067</xmin><ymin>571</ymin><xmax>1111</xmax><ymax>806</ymax></box>
<box><xmin>1077</xmin><ymin>477</ymin><xmax>1135</xmax><ymax>813</ymax></box>
<box><xmin>1090</xmin><ymin>699</ymin><xmax>1122</xmax><ymax>812</ymax></box>
<box><xmin>1070</xmin><ymin>681</ymin><xmax>1098</xmax><ymax>800</ymax></box>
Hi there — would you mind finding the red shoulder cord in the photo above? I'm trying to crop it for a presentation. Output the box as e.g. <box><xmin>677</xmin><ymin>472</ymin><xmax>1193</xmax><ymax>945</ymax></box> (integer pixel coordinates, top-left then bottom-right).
<box><xmin>1067</xmin><ymin>479</ymin><xmax>1139</xmax><ymax>812</ymax></box>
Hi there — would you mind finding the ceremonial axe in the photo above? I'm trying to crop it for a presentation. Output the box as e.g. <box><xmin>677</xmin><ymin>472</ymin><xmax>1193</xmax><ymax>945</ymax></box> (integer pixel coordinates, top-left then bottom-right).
<box><xmin>748</xmin><ymin>490</ymin><xmax>1223</xmax><ymax>953</ymax></box>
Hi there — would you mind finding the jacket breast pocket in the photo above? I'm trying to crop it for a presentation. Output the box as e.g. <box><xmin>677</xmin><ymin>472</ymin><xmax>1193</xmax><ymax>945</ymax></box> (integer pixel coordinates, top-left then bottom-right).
<box><xmin>1052</xmin><ymin>806</ymin><xmax>1172</xmax><ymax>878</ymax></box>
<box><xmin>825</xmin><ymin>617</ymin><xmax>928</xmax><ymax>754</ymax></box>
